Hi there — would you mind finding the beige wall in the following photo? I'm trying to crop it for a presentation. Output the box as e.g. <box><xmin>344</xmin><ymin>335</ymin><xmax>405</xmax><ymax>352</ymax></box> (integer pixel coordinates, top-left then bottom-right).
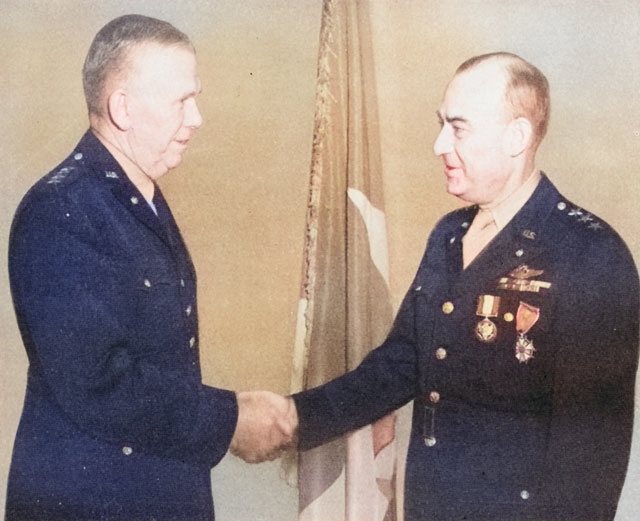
<box><xmin>1</xmin><ymin>1</ymin><xmax>639</xmax><ymax>520</ymax></box>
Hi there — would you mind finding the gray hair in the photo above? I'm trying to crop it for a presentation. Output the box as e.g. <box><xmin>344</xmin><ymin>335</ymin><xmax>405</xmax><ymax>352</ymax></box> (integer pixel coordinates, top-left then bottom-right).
<box><xmin>82</xmin><ymin>14</ymin><xmax>193</xmax><ymax>116</ymax></box>
<box><xmin>457</xmin><ymin>52</ymin><xmax>550</xmax><ymax>149</ymax></box>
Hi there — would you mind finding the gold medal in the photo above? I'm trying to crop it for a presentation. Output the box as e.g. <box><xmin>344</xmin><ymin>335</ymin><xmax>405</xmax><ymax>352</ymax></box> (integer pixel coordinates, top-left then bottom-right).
<box><xmin>475</xmin><ymin>318</ymin><xmax>498</xmax><ymax>343</ymax></box>
<box><xmin>475</xmin><ymin>295</ymin><xmax>500</xmax><ymax>343</ymax></box>
<box><xmin>514</xmin><ymin>301</ymin><xmax>540</xmax><ymax>363</ymax></box>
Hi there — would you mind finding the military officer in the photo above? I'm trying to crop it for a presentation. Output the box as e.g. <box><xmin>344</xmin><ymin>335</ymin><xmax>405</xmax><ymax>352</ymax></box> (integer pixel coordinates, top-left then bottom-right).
<box><xmin>289</xmin><ymin>52</ymin><xmax>639</xmax><ymax>520</ymax></box>
<box><xmin>6</xmin><ymin>14</ymin><xmax>293</xmax><ymax>521</ymax></box>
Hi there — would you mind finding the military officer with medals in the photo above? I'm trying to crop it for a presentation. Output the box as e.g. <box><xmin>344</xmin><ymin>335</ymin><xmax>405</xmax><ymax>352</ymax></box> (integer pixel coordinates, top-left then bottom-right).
<box><xmin>285</xmin><ymin>52</ymin><xmax>639</xmax><ymax>520</ymax></box>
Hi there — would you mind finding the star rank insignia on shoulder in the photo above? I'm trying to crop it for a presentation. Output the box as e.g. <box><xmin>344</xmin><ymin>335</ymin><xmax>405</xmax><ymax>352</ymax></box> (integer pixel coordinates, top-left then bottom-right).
<box><xmin>562</xmin><ymin>204</ymin><xmax>604</xmax><ymax>232</ymax></box>
<box><xmin>497</xmin><ymin>264</ymin><xmax>552</xmax><ymax>293</ymax></box>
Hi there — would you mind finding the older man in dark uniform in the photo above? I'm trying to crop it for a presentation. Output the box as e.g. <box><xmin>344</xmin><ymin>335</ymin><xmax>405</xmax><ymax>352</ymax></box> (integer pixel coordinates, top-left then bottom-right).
<box><xmin>289</xmin><ymin>53</ymin><xmax>639</xmax><ymax>520</ymax></box>
<box><xmin>6</xmin><ymin>14</ymin><xmax>293</xmax><ymax>521</ymax></box>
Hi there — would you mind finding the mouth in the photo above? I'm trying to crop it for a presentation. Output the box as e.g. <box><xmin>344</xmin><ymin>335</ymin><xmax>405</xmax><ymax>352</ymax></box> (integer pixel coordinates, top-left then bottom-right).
<box><xmin>173</xmin><ymin>138</ymin><xmax>191</xmax><ymax>151</ymax></box>
<box><xmin>444</xmin><ymin>164</ymin><xmax>460</xmax><ymax>176</ymax></box>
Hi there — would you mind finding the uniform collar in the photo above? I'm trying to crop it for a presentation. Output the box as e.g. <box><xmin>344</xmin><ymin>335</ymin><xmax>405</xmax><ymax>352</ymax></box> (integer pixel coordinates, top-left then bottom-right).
<box><xmin>74</xmin><ymin>130</ymin><xmax>173</xmax><ymax>246</ymax></box>
<box><xmin>448</xmin><ymin>173</ymin><xmax>562</xmax><ymax>293</ymax></box>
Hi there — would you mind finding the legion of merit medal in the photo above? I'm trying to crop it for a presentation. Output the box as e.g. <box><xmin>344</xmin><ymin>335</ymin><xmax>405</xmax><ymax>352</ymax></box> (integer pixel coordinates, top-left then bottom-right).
<box><xmin>475</xmin><ymin>295</ymin><xmax>501</xmax><ymax>343</ymax></box>
<box><xmin>515</xmin><ymin>301</ymin><xmax>540</xmax><ymax>363</ymax></box>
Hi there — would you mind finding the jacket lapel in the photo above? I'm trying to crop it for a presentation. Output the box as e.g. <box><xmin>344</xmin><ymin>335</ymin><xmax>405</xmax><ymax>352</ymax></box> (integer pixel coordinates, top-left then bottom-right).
<box><xmin>110</xmin><ymin>182</ymin><xmax>171</xmax><ymax>246</ymax></box>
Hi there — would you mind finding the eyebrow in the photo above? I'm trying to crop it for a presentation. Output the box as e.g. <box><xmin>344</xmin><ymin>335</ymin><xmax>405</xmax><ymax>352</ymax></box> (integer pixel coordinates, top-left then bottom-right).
<box><xmin>436</xmin><ymin>111</ymin><xmax>469</xmax><ymax>125</ymax></box>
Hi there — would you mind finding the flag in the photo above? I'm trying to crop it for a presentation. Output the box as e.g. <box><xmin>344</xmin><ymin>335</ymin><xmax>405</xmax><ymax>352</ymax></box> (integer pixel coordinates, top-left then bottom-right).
<box><xmin>290</xmin><ymin>0</ymin><xmax>398</xmax><ymax>519</ymax></box>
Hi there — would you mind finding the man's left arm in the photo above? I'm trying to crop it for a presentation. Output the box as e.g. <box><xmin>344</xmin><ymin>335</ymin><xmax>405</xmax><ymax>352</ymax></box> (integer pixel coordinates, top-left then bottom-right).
<box><xmin>540</xmin><ymin>232</ymin><xmax>639</xmax><ymax>518</ymax></box>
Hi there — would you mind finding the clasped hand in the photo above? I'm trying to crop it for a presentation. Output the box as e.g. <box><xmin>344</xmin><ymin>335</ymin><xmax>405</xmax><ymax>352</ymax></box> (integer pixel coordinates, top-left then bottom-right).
<box><xmin>229</xmin><ymin>391</ymin><xmax>298</xmax><ymax>463</ymax></box>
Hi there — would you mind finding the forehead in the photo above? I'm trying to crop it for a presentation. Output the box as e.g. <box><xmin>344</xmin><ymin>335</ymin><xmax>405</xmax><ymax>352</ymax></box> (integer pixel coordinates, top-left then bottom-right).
<box><xmin>438</xmin><ymin>63</ymin><xmax>509</xmax><ymax>122</ymax></box>
<box><xmin>125</xmin><ymin>42</ymin><xmax>198</xmax><ymax>86</ymax></box>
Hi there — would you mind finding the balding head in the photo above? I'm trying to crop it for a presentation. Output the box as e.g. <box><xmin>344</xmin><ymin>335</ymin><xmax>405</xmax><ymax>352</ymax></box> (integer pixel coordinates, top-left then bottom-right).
<box><xmin>456</xmin><ymin>52</ymin><xmax>550</xmax><ymax>151</ymax></box>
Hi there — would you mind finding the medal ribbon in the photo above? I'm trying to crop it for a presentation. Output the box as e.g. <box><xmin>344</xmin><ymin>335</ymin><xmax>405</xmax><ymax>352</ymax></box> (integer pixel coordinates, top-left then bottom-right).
<box><xmin>516</xmin><ymin>301</ymin><xmax>540</xmax><ymax>336</ymax></box>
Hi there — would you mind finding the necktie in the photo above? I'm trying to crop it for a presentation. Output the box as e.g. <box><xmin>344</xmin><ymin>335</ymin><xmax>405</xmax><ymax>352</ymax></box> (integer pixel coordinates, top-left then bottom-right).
<box><xmin>463</xmin><ymin>209</ymin><xmax>497</xmax><ymax>268</ymax></box>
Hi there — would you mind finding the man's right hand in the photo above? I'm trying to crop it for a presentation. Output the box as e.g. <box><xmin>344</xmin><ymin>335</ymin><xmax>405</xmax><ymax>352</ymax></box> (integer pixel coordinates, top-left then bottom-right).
<box><xmin>229</xmin><ymin>391</ymin><xmax>298</xmax><ymax>463</ymax></box>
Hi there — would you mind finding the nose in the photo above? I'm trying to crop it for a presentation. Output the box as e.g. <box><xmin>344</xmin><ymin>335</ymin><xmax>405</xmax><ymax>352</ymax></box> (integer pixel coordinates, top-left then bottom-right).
<box><xmin>185</xmin><ymin>98</ymin><xmax>203</xmax><ymax>129</ymax></box>
<box><xmin>433</xmin><ymin>124</ymin><xmax>452</xmax><ymax>156</ymax></box>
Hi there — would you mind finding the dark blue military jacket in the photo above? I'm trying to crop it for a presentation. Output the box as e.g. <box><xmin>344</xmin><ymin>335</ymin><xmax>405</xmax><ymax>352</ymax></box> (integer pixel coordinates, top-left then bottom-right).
<box><xmin>6</xmin><ymin>131</ymin><xmax>238</xmax><ymax>521</ymax></box>
<box><xmin>294</xmin><ymin>174</ymin><xmax>639</xmax><ymax>521</ymax></box>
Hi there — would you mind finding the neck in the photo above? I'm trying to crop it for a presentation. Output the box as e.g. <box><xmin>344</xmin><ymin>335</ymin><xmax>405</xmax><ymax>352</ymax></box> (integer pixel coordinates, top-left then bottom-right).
<box><xmin>90</xmin><ymin>122</ymin><xmax>155</xmax><ymax>201</ymax></box>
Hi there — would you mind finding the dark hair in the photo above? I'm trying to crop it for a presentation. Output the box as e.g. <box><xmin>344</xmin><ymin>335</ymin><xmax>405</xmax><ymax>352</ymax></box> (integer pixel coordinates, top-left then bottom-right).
<box><xmin>82</xmin><ymin>14</ymin><xmax>192</xmax><ymax>116</ymax></box>
<box><xmin>457</xmin><ymin>52</ymin><xmax>550</xmax><ymax>149</ymax></box>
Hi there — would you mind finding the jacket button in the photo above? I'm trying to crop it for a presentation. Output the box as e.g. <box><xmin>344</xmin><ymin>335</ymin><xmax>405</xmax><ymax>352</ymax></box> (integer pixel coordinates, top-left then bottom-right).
<box><xmin>130</xmin><ymin>196</ymin><xmax>139</xmax><ymax>205</ymax></box>
<box><xmin>122</xmin><ymin>446</ymin><xmax>133</xmax><ymax>456</ymax></box>
<box><xmin>74</xmin><ymin>153</ymin><xmax>83</xmax><ymax>160</ymax></box>
<box><xmin>429</xmin><ymin>391</ymin><xmax>440</xmax><ymax>403</ymax></box>
<box><xmin>520</xmin><ymin>490</ymin><xmax>530</xmax><ymax>500</ymax></box>
<box><xmin>143</xmin><ymin>279</ymin><xmax>151</xmax><ymax>288</ymax></box>
<box><xmin>189</xmin><ymin>336</ymin><xmax>196</xmax><ymax>348</ymax></box>
<box><xmin>435</xmin><ymin>348</ymin><xmax>447</xmax><ymax>360</ymax></box>
<box><xmin>442</xmin><ymin>301</ymin><xmax>454</xmax><ymax>314</ymax></box>
<box><xmin>424</xmin><ymin>436</ymin><xmax>436</xmax><ymax>447</ymax></box>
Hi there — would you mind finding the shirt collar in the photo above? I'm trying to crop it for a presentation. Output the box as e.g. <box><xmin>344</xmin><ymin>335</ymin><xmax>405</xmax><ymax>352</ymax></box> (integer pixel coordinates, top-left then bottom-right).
<box><xmin>480</xmin><ymin>169</ymin><xmax>542</xmax><ymax>231</ymax></box>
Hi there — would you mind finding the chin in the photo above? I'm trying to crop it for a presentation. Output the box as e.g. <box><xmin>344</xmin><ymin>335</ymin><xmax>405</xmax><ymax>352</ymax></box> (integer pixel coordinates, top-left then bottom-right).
<box><xmin>446</xmin><ymin>180</ymin><xmax>464</xmax><ymax>197</ymax></box>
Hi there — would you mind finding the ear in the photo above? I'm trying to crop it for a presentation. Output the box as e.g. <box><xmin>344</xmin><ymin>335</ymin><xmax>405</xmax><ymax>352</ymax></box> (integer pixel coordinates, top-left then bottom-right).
<box><xmin>503</xmin><ymin>117</ymin><xmax>533</xmax><ymax>157</ymax></box>
<box><xmin>107</xmin><ymin>89</ymin><xmax>132</xmax><ymax>131</ymax></box>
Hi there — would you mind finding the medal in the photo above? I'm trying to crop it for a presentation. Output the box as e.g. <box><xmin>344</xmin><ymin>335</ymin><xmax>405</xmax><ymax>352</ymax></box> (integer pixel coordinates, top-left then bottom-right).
<box><xmin>475</xmin><ymin>295</ymin><xmax>500</xmax><ymax>343</ymax></box>
<box><xmin>514</xmin><ymin>301</ymin><xmax>540</xmax><ymax>363</ymax></box>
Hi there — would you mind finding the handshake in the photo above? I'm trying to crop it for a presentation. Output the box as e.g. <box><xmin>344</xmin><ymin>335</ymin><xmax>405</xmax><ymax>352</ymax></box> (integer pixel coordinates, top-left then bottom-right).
<box><xmin>229</xmin><ymin>391</ymin><xmax>299</xmax><ymax>463</ymax></box>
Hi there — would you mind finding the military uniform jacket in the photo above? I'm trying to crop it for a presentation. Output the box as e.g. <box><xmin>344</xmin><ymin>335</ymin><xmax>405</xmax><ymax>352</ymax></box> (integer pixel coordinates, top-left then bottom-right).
<box><xmin>6</xmin><ymin>131</ymin><xmax>238</xmax><ymax>521</ymax></box>
<box><xmin>293</xmin><ymin>174</ymin><xmax>639</xmax><ymax>521</ymax></box>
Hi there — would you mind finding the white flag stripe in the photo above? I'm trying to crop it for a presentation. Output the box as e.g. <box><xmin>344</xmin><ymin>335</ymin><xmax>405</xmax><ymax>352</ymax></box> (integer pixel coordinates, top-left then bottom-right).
<box><xmin>291</xmin><ymin>298</ymin><xmax>310</xmax><ymax>394</ymax></box>
<box><xmin>347</xmin><ymin>188</ymin><xmax>390</xmax><ymax>285</ymax></box>
<box><xmin>347</xmin><ymin>427</ymin><xmax>396</xmax><ymax>521</ymax></box>
<box><xmin>299</xmin><ymin>467</ymin><xmax>346</xmax><ymax>521</ymax></box>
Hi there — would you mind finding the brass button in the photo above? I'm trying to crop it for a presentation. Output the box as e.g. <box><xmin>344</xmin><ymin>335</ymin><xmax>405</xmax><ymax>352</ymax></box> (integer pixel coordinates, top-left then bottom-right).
<box><xmin>429</xmin><ymin>391</ymin><xmax>440</xmax><ymax>403</ymax></box>
<box><xmin>520</xmin><ymin>490</ymin><xmax>530</xmax><ymax>500</ymax></box>
<box><xmin>504</xmin><ymin>312</ymin><xmax>514</xmax><ymax>322</ymax></box>
<box><xmin>424</xmin><ymin>436</ymin><xmax>437</xmax><ymax>447</ymax></box>
<box><xmin>435</xmin><ymin>348</ymin><xmax>447</xmax><ymax>360</ymax></box>
<box><xmin>442</xmin><ymin>301</ymin><xmax>454</xmax><ymax>314</ymax></box>
<box><xmin>122</xmin><ymin>446</ymin><xmax>133</xmax><ymax>456</ymax></box>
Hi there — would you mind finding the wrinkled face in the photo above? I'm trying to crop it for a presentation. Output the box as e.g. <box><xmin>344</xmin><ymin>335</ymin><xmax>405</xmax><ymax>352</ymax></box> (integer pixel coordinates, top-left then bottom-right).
<box><xmin>124</xmin><ymin>43</ymin><xmax>203</xmax><ymax>180</ymax></box>
<box><xmin>433</xmin><ymin>64</ymin><xmax>515</xmax><ymax>205</ymax></box>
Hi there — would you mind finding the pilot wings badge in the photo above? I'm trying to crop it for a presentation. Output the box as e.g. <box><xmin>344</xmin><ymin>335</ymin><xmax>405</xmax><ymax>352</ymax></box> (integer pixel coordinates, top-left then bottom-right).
<box><xmin>497</xmin><ymin>265</ymin><xmax>551</xmax><ymax>293</ymax></box>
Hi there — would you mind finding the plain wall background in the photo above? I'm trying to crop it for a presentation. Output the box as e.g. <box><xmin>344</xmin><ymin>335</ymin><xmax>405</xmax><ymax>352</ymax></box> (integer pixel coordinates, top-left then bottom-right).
<box><xmin>1</xmin><ymin>1</ymin><xmax>639</xmax><ymax>519</ymax></box>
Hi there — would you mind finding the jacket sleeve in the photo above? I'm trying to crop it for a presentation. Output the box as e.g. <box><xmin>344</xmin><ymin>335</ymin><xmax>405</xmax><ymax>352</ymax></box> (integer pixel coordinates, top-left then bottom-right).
<box><xmin>293</xmin><ymin>282</ymin><xmax>420</xmax><ymax>451</ymax></box>
<box><xmin>9</xmin><ymin>188</ymin><xmax>238</xmax><ymax>468</ymax></box>
<box><xmin>536</xmin><ymin>231</ymin><xmax>639</xmax><ymax>518</ymax></box>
